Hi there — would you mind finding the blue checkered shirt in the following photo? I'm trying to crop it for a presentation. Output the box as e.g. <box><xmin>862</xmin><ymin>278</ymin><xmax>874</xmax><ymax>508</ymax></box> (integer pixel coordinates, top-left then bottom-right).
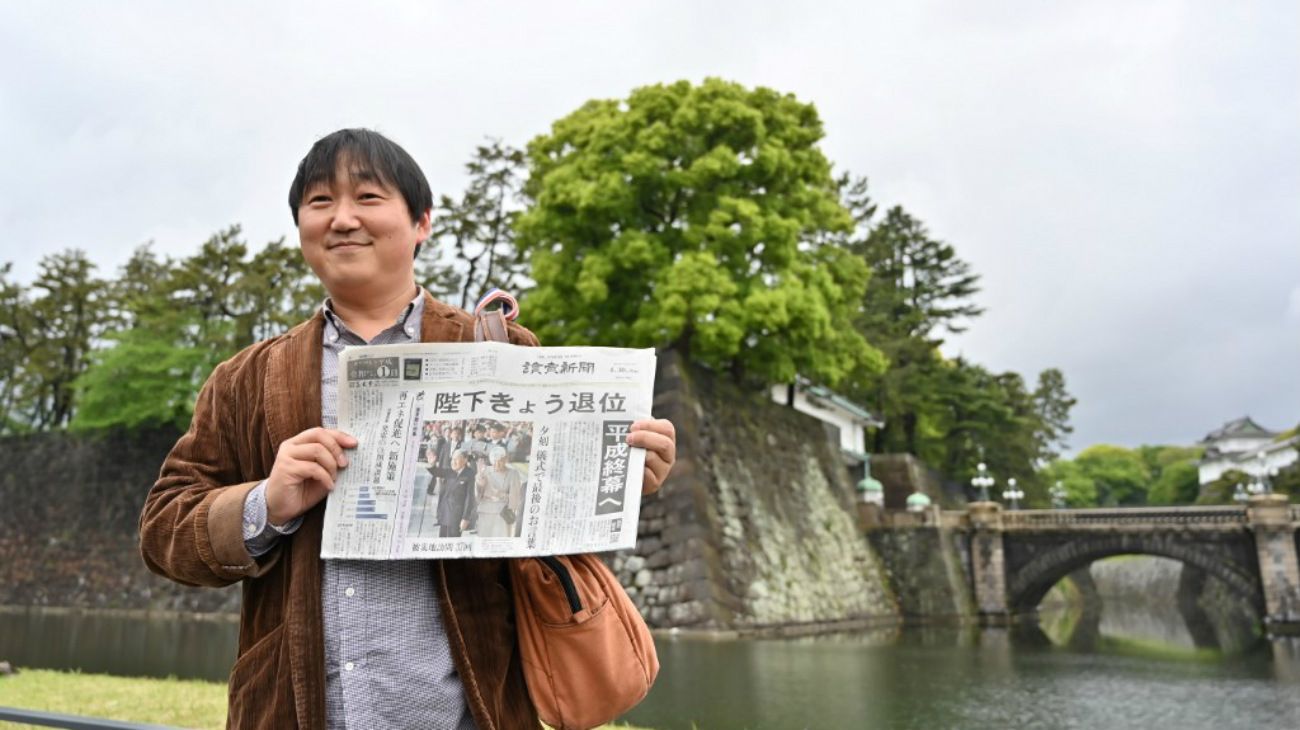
<box><xmin>242</xmin><ymin>290</ymin><xmax>475</xmax><ymax>729</ymax></box>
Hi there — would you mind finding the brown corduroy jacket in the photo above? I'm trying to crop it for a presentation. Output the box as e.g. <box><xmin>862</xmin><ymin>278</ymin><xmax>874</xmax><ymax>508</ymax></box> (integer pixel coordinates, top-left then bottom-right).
<box><xmin>139</xmin><ymin>292</ymin><xmax>541</xmax><ymax>729</ymax></box>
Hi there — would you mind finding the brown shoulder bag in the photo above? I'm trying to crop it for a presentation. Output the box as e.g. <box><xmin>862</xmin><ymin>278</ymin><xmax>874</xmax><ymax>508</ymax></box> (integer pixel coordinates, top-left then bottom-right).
<box><xmin>474</xmin><ymin>292</ymin><xmax>660</xmax><ymax>730</ymax></box>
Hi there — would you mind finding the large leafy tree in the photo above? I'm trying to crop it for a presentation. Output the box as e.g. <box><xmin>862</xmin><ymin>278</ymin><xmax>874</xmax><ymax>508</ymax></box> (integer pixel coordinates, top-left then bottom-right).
<box><xmin>516</xmin><ymin>78</ymin><xmax>884</xmax><ymax>386</ymax></box>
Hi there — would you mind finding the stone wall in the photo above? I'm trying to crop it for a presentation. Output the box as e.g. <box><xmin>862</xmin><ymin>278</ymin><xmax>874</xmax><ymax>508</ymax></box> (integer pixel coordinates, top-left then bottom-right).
<box><xmin>2</xmin><ymin>352</ymin><xmax>899</xmax><ymax>631</ymax></box>
<box><xmin>0</xmin><ymin>428</ymin><xmax>239</xmax><ymax>612</ymax></box>
<box><xmin>607</xmin><ymin>351</ymin><xmax>898</xmax><ymax>630</ymax></box>
<box><xmin>868</xmin><ymin>526</ymin><xmax>975</xmax><ymax>619</ymax></box>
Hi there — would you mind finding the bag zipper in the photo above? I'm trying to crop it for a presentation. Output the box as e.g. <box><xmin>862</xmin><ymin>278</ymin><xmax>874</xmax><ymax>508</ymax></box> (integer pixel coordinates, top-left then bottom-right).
<box><xmin>538</xmin><ymin>556</ymin><xmax>583</xmax><ymax>614</ymax></box>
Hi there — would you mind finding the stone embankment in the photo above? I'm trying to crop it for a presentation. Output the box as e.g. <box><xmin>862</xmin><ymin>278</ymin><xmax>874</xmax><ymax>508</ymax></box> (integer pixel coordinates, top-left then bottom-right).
<box><xmin>1</xmin><ymin>351</ymin><xmax>900</xmax><ymax>632</ymax></box>
<box><xmin>0</xmin><ymin>428</ymin><xmax>239</xmax><ymax>613</ymax></box>
<box><xmin>608</xmin><ymin>352</ymin><xmax>897</xmax><ymax>630</ymax></box>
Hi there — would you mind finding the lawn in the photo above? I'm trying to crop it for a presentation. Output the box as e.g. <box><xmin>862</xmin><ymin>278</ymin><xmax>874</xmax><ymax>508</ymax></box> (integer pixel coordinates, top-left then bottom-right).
<box><xmin>0</xmin><ymin>669</ymin><xmax>653</xmax><ymax>729</ymax></box>
<box><xmin>0</xmin><ymin>670</ymin><xmax>226</xmax><ymax>729</ymax></box>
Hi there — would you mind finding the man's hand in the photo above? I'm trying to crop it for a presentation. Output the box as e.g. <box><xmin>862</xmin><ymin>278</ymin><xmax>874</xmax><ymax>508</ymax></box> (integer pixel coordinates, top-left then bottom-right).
<box><xmin>266</xmin><ymin>427</ymin><xmax>358</xmax><ymax>525</ymax></box>
<box><xmin>627</xmin><ymin>419</ymin><xmax>676</xmax><ymax>496</ymax></box>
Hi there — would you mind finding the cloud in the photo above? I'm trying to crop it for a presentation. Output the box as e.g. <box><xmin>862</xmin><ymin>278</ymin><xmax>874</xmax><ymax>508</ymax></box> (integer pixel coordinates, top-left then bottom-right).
<box><xmin>1</xmin><ymin>0</ymin><xmax>1297</xmax><ymax>449</ymax></box>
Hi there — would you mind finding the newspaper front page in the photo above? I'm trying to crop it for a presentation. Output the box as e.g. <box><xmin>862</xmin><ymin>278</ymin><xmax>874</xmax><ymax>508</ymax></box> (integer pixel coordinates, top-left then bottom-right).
<box><xmin>320</xmin><ymin>342</ymin><xmax>656</xmax><ymax>559</ymax></box>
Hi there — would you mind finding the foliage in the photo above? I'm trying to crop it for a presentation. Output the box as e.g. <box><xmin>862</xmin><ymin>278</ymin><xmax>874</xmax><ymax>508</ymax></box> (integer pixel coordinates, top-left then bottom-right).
<box><xmin>516</xmin><ymin>78</ymin><xmax>885</xmax><ymax>386</ymax></box>
<box><xmin>0</xmin><ymin>227</ymin><xmax>323</xmax><ymax>434</ymax></box>
<box><xmin>71</xmin><ymin>228</ymin><xmax>322</xmax><ymax>431</ymax></box>
<box><xmin>419</xmin><ymin>139</ymin><xmax>532</xmax><ymax>309</ymax></box>
<box><xmin>0</xmin><ymin>251</ymin><xmax>108</xmax><ymax>433</ymax></box>
<box><xmin>1146</xmin><ymin>461</ymin><xmax>1202</xmax><ymax>505</ymax></box>
<box><xmin>72</xmin><ymin>308</ymin><xmax>224</xmax><ymax>432</ymax></box>
<box><xmin>1047</xmin><ymin>442</ymin><xmax>1207</xmax><ymax>507</ymax></box>
<box><xmin>832</xmin><ymin>181</ymin><xmax>1074</xmax><ymax>501</ymax></box>
<box><xmin>1198</xmin><ymin>469</ymin><xmax>1250</xmax><ymax>505</ymax></box>
<box><xmin>1270</xmin><ymin>460</ymin><xmax>1300</xmax><ymax>499</ymax></box>
<box><xmin>1073</xmin><ymin>445</ymin><xmax>1151</xmax><ymax>506</ymax></box>
<box><xmin>1032</xmin><ymin>369</ymin><xmax>1076</xmax><ymax>463</ymax></box>
<box><xmin>1040</xmin><ymin>459</ymin><xmax>1099</xmax><ymax>507</ymax></box>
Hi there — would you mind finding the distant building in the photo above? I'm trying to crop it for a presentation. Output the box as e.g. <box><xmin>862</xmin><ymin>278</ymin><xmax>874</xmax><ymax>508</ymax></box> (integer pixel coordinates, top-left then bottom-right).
<box><xmin>1197</xmin><ymin>416</ymin><xmax>1298</xmax><ymax>486</ymax></box>
<box><xmin>770</xmin><ymin>378</ymin><xmax>883</xmax><ymax>469</ymax></box>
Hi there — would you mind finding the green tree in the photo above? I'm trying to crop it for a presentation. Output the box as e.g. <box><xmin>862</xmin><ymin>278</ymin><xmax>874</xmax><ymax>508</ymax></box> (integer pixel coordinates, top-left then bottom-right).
<box><xmin>1074</xmin><ymin>445</ymin><xmax>1151</xmax><ymax>506</ymax></box>
<box><xmin>846</xmin><ymin>203</ymin><xmax>984</xmax><ymax>456</ymax></box>
<box><xmin>72</xmin><ymin>307</ymin><xmax>220</xmax><ymax>432</ymax></box>
<box><xmin>1041</xmin><ymin>459</ymin><xmax>1099</xmax><ymax>507</ymax></box>
<box><xmin>516</xmin><ymin>78</ymin><xmax>884</xmax><ymax>386</ymax></box>
<box><xmin>420</xmin><ymin>140</ymin><xmax>531</xmax><ymax>310</ymax></box>
<box><xmin>1147</xmin><ymin>461</ymin><xmax>1202</xmax><ymax>505</ymax></box>
<box><xmin>1198</xmin><ymin>468</ymin><xmax>1249</xmax><ymax>505</ymax></box>
<box><xmin>8</xmin><ymin>251</ymin><xmax>110</xmax><ymax>430</ymax></box>
<box><xmin>0</xmin><ymin>263</ymin><xmax>36</xmax><ymax>432</ymax></box>
<box><xmin>74</xmin><ymin>228</ymin><xmax>322</xmax><ymax>432</ymax></box>
<box><xmin>1032</xmin><ymin>368</ymin><xmax>1076</xmax><ymax>462</ymax></box>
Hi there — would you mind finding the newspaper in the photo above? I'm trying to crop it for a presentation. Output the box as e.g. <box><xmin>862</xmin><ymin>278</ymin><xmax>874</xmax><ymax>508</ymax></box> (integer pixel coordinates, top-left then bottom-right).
<box><xmin>320</xmin><ymin>342</ymin><xmax>656</xmax><ymax>559</ymax></box>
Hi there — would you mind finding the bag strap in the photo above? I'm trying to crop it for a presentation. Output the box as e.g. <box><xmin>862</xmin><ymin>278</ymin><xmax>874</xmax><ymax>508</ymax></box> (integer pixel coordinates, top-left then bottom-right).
<box><xmin>473</xmin><ymin>288</ymin><xmax>519</xmax><ymax>343</ymax></box>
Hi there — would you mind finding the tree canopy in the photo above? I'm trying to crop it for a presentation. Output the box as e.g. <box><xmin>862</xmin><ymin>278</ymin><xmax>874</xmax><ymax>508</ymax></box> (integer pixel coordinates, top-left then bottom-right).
<box><xmin>516</xmin><ymin>78</ymin><xmax>885</xmax><ymax>386</ymax></box>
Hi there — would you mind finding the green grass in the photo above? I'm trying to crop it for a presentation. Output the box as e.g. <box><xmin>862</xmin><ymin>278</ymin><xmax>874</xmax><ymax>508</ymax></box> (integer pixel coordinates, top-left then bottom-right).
<box><xmin>0</xmin><ymin>670</ymin><xmax>226</xmax><ymax>729</ymax></box>
<box><xmin>0</xmin><ymin>670</ymin><xmax>655</xmax><ymax>729</ymax></box>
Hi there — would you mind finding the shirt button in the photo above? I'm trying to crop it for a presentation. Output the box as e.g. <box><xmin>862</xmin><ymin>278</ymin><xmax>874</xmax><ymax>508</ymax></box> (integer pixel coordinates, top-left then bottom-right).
<box><xmin>345</xmin><ymin>586</ymin><xmax>356</xmax><ymax>597</ymax></box>
<box><xmin>344</xmin><ymin>661</ymin><xmax>355</xmax><ymax>671</ymax></box>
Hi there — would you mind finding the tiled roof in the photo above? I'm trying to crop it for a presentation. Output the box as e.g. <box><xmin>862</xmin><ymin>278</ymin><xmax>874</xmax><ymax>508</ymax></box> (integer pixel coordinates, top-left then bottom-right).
<box><xmin>1200</xmin><ymin>416</ymin><xmax>1277</xmax><ymax>443</ymax></box>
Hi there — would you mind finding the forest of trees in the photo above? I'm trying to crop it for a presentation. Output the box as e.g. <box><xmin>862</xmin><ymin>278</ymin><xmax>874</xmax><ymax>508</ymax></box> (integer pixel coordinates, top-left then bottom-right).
<box><xmin>0</xmin><ymin>78</ymin><xmax>1108</xmax><ymax>504</ymax></box>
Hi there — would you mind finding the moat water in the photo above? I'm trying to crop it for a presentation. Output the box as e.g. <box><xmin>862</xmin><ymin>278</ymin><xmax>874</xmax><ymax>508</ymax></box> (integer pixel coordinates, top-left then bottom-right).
<box><xmin>2</xmin><ymin>600</ymin><xmax>1298</xmax><ymax>729</ymax></box>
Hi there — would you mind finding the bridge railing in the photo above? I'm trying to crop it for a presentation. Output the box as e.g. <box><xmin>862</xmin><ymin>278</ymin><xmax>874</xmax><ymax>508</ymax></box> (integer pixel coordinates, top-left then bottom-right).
<box><xmin>998</xmin><ymin>506</ymin><xmax>1249</xmax><ymax>531</ymax></box>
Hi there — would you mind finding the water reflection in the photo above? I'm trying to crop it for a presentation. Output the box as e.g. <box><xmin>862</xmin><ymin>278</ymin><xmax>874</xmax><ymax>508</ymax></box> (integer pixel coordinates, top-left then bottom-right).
<box><xmin>4</xmin><ymin>605</ymin><xmax>1300</xmax><ymax>728</ymax></box>
<box><xmin>0</xmin><ymin>606</ymin><xmax>237</xmax><ymax>680</ymax></box>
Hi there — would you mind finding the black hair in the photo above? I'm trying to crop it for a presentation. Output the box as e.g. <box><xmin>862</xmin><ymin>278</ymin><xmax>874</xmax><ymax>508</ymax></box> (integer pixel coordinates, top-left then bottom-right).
<box><xmin>287</xmin><ymin>128</ymin><xmax>433</xmax><ymax>229</ymax></box>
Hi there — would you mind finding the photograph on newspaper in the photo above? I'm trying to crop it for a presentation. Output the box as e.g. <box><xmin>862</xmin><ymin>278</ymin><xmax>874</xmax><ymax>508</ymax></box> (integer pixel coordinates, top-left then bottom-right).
<box><xmin>320</xmin><ymin>341</ymin><xmax>656</xmax><ymax>559</ymax></box>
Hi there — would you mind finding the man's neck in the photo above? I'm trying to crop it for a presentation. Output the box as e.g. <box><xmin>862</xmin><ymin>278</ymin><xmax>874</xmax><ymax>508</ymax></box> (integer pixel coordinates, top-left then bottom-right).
<box><xmin>328</xmin><ymin>283</ymin><xmax>420</xmax><ymax>341</ymax></box>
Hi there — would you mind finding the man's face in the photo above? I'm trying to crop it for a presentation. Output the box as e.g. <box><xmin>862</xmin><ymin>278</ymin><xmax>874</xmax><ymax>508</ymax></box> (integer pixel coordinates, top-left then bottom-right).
<box><xmin>451</xmin><ymin>428</ymin><xmax>464</xmax><ymax>441</ymax></box>
<box><xmin>296</xmin><ymin>159</ymin><xmax>431</xmax><ymax>301</ymax></box>
<box><xmin>452</xmin><ymin>453</ymin><xmax>467</xmax><ymax>470</ymax></box>
<box><xmin>491</xmin><ymin>427</ymin><xmax>506</xmax><ymax>440</ymax></box>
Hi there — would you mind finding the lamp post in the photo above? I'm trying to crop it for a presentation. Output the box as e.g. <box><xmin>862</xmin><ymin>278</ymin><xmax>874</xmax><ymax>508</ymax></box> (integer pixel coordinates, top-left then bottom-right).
<box><xmin>1002</xmin><ymin>477</ymin><xmax>1024</xmax><ymax>511</ymax></box>
<box><xmin>1248</xmin><ymin>451</ymin><xmax>1276</xmax><ymax>496</ymax></box>
<box><xmin>1049</xmin><ymin>480</ymin><xmax>1068</xmax><ymax>510</ymax></box>
<box><xmin>971</xmin><ymin>462</ymin><xmax>995</xmax><ymax>503</ymax></box>
<box><xmin>1233</xmin><ymin>482</ymin><xmax>1249</xmax><ymax>504</ymax></box>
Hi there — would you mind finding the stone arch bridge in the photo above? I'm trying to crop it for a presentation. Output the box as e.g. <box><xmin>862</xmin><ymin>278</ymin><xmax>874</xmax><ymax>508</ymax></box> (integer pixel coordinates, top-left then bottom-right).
<box><xmin>884</xmin><ymin>495</ymin><xmax>1300</xmax><ymax>630</ymax></box>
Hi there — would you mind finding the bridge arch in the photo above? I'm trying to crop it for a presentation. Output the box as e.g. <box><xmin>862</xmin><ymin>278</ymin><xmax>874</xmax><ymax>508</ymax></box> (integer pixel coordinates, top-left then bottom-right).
<box><xmin>1004</xmin><ymin>532</ymin><xmax>1263</xmax><ymax>614</ymax></box>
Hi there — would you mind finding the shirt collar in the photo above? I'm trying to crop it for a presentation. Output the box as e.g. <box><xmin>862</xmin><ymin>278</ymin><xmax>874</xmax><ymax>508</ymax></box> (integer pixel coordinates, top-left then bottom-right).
<box><xmin>322</xmin><ymin>287</ymin><xmax>426</xmax><ymax>341</ymax></box>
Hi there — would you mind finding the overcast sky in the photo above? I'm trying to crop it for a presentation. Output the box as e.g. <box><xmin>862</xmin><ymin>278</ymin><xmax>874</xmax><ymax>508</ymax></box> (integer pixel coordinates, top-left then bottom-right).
<box><xmin>2</xmin><ymin>1</ymin><xmax>1296</xmax><ymax>452</ymax></box>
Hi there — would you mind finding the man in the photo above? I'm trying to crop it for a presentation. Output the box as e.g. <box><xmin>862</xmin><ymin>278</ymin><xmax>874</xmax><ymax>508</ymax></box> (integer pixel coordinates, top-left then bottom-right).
<box><xmin>426</xmin><ymin>448</ymin><xmax>477</xmax><ymax>538</ymax></box>
<box><xmin>138</xmin><ymin>128</ymin><xmax>676</xmax><ymax>729</ymax></box>
<box><xmin>487</xmin><ymin>422</ymin><xmax>510</xmax><ymax>452</ymax></box>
